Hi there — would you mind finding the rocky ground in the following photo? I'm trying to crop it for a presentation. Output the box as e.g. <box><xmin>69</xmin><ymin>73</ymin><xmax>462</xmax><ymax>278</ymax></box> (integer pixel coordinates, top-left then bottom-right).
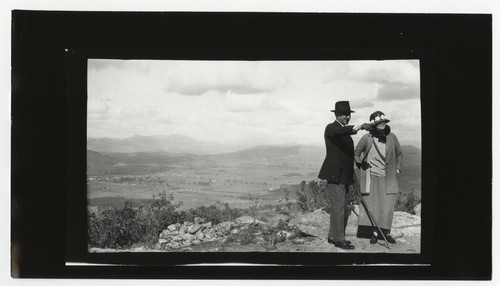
<box><xmin>90</xmin><ymin>204</ymin><xmax>421</xmax><ymax>253</ymax></box>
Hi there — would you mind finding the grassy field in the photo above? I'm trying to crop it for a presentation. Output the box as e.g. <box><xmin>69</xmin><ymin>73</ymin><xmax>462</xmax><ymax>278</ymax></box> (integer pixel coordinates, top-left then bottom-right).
<box><xmin>88</xmin><ymin>160</ymin><xmax>318</xmax><ymax>210</ymax></box>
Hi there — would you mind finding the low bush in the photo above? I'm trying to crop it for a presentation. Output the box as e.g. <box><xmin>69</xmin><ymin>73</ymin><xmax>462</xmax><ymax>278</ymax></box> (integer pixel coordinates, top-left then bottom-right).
<box><xmin>294</xmin><ymin>177</ymin><xmax>419</xmax><ymax>215</ymax></box>
<box><xmin>88</xmin><ymin>191</ymin><xmax>247</xmax><ymax>249</ymax></box>
<box><xmin>295</xmin><ymin>180</ymin><xmax>359</xmax><ymax>214</ymax></box>
<box><xmin>395</xmin><ymin>187</ymin><xmax>421</xmax><ymax>214</ymax></box>
<box><xmin>275</xmin><ymin>189</ymin><xmax>295</xmax><ymax>215</ymax></box>
<box><xmin>88</xmin><ymin>201</ymin><xmax>147</xmax><ymax>249</ymax></box>
<box><xmin>177</xmin><ymin>202</ymin><xmax>246</xmax><ymax>225</ymax></box>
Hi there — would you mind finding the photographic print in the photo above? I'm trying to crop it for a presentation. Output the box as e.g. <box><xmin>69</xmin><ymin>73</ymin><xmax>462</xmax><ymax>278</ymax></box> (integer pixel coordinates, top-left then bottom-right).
<box><xmin>86</xmin><ymin>59</ymin><xmax>422</xmax><ymax>254</ymax></box>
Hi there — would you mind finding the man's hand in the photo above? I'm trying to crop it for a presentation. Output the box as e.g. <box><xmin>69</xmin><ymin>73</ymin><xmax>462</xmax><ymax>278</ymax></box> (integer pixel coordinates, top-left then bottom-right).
<box><xmin>353</xmin><ymin>124</ymin><xmax>363</xmax><ymax>131</ymax></box>
<box><xmin>361</xmin><ymin>123</ymin><xmax>374</xmax><ymax>131</ymax></box>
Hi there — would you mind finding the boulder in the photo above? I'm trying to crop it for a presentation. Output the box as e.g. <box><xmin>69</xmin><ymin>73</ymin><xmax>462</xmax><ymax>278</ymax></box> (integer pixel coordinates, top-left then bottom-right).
<box><xmin>172</xmin><ymin>235</ymin><xmax>183</xmax><ymax>242</ymax></box>
<box><xmin>255</xmin><ymin>236</ymin><xmax>265</xmax><ymax>243</ymax></box>
<box><xmin>194</xmin><ymin>217</ymin><xmax>205</xmax><ymax>224</ymax></box>
<box><xmin>158</xmin><ymin>238</ymin><xmax>169</xmax><ymax>244</ymax></box>
<box><xmin>277</xmin><ymin>230</ymin><xmax>293</xmax><ymax>240</ymax></box>
<box><xmin>390</xmin><ymin>211</ymin><xmax>421</xmax><ymax>238</ymax></box>
<box><xmin>267</xmin><ymin>214</ymin><xmax>290</xmax><ymax>228</ymax></box>
<box><xmin>202</xmin><ymin>236</ymin><xmax>214</xmax><ymax>242</ymax></box>
<box><xmin>133</xmin><ymin>246</ymin><xmax>145</xmax><ymax>251</ymax></box>
<box><xmin>167</xmin><ymin>242</ymin><xmax>181</xmax><ymax>250</ymax></box>
<box><xmin>289</xmin><ymin>208</ymin><xmax>358</xmax><ymax>238</ymax></box>
<box><xmin>202</xmin><ymin>221</ymin><xmax>212</xmax><ymax>228</ymax></box>
<box><xmin>288</xmin><ymin>208</ymin><xmax>421</xmax><ymax>239</ymax></box>
<box><xmin>195</xmin><ymin>230</ymin><xmax>205</xmax><ymax>240</ymax></box>
<box><xmin>181</xmin><ymin>233</ymin><xmax>195</xmax><ymax>241</ymax></box>
<box><xmin>167</xmin><ymin>224</ymin><xmax>177</xmax><ymax>231</ymax></box>
<box><xmin>188</xmin><ymin>224</ymin><xmax>202</xmax><ymax>234</ymax></box>
<box><xmin>159</xmin><ymin>229</ymin><xmax>170</xmax><ymax>239</ymax></box>
<box><xmin>292</xmin><ymin>238</ymin><xmax>305</xmax><ymax>244</ymax></box>
<box><xmin>179</xmin><ymin>226</ymin><xmax>187</xmax><ymax>234</ymax></box>
<box><xmin>413</xmin><ymin>203</ymin><xmax>422</xmax><ymax>216</ymax></box>
<box><xmin>345</xmin><ymin>213</ymin><xmax>358</xmax><ymax>236</ymax></box>
<box><xmin>235</xmin><ymin>216</ymin><xmax>257</xmax><ymax>225</ymax></box>
<box><xmin>288</xmin><ymin>209</ymin><xmax>330</xmax><ymax>238</ymax></box>
<box><xmin>218</xmin><ymin>221</ymin><xmax>236</xmax><ymax>231</ymax></box>
<box><xmin>206</xmin><ymin>228</ymin><xmax>216</xmax><ymax>236</ymax></box>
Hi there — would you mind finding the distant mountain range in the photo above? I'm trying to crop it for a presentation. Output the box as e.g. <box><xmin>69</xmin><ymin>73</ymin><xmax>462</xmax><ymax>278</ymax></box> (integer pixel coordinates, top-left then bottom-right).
<box><xmin>88</xmin><ymin>140</ymin><xmax>420</xmax><ymax>174</ymax></box>
<box><xmin>87</xmin><ymin>134</ymin><xmax>245</xmax><ymax>155</ymax></box>
<box><xmin>87</xmin><ymin>144</ymin><xmax>327</xmax><ymax>174</ymax></box>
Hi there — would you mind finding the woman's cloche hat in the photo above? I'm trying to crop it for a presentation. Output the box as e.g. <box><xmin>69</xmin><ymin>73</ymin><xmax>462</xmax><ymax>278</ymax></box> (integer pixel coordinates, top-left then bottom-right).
<box><xmin>369</xmin><ymin>111</ymin><xmax>390</xmax><ymax>125</ymax></box>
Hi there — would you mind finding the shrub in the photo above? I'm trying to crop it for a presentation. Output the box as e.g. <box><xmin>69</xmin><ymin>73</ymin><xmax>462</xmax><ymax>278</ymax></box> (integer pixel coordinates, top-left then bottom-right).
<box><xmin>88</xmin><ymin>201</ymin><xmax>147</xmax><ymax>249</ymax></box>
<box><xmin>178</xmin><ymin>202</ymin><xmax>246</xmax><ymax>225</ymax></box>
<box><xmin>88</xmin><ymin>192</ymin><xmax>248</xmax><ymax>249</ymax></box>
<box><xmin>275</xmin><ymin>189</ymin><xmax>295</xmax><ymax>215</ymax></box>
<box><xmin>294</xmin><ymin>176</ymin><xmax>419</xmax><ymax>216</ymax></box>
<box><xmin>295</xmin><ymin>180</ymin><xmax>359</xmax><ymax>214</ymax></box>
<box><xmin>296</xmin><ymin>180</ymin><xmax>329</xmax><ymax>213</ymax></box>
<box><xmin>395</xmin><ymin>187</ymin><xmax>421</xmax><ymax>214</ymax></box>
<box><xmin>88</xmin><ymin>191</ymin><xmax>183</xmax><ymax>249</ymax></box>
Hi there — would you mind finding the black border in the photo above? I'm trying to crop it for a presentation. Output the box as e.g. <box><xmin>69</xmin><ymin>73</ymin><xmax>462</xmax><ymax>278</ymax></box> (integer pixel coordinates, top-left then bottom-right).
<box><xmin>11</xmin><ymin>11</ymin><xmax>491</xmax><ymax>279</ymax></box>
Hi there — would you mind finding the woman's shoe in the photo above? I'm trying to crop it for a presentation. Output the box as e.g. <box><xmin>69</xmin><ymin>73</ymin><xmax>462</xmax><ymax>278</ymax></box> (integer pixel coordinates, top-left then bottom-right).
<box><xmin>370</xmin><ymin>234</ymin><xmax>377</xmax><ymax>244</ymax></box>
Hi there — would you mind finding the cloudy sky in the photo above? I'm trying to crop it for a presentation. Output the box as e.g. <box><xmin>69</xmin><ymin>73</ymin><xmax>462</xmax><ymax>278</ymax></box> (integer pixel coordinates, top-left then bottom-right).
<box><xmin>88</xmin><ymin>59</ymin><xmax>421</xmax><ymax>147</ymax></box>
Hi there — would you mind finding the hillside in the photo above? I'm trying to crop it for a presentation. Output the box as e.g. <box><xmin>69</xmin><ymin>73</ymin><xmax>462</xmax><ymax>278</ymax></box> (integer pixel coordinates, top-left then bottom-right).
<box><xmin>88</xmin><ymin>144</ymin><xmax>420</xmax><ymax>172</ymax></box>
<box><xmin>88</xmin><ymin>134</ymin><xmax>243</xmax><ymax>154</ymax></box>
<box><xmin>87</xmin><ymin>150</ymin><xmax>117</xmax><ymax>175</ymax></box>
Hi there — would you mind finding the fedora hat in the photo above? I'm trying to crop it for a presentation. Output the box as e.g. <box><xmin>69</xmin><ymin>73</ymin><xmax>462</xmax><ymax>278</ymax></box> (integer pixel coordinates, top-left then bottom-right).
<box><xmin>331</xmin><ymin>101</ymin><xmax>355</xmax><ymax>114</ymax></box>
<box><xmin>369</xmin><ymin>111</ymin><xmax>390</xmax><ymax>124</ymax></box>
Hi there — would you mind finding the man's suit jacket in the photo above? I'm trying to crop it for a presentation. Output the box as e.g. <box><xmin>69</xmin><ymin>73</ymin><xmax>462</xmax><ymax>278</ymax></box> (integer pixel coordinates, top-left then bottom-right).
<box><xmin>318</xmin><ymin>120</ymin><xmax>358</xmax><ymax>185</ymax></box>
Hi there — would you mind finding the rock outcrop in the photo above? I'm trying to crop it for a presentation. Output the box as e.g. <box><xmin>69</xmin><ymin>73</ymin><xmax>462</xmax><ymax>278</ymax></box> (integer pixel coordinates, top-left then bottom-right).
<box><xmin>154</xmin><ymin>208</ymin><xmax>421</xmax><ymax>251</ymax></box>
<box><xmin>288</xmin><ymin>208</ymin><xmax>421</xmax><ymax>239</ymax></box>
<box><xmin>157</xmin><ymin>216</ymin><xmax>266</xmax><ymax>250</ymax></box>
<box><xmin>413</xmin><ymin>203</ymin><xmax>421</xmax><ymax>216</ymax></box>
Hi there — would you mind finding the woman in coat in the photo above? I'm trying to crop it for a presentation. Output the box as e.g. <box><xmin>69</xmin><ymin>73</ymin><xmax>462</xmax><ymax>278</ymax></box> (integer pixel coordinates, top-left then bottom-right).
<box><xmin>354</xmin><ymin>111</ymin><xmax>403</xmax><ymax>244</ymax></box>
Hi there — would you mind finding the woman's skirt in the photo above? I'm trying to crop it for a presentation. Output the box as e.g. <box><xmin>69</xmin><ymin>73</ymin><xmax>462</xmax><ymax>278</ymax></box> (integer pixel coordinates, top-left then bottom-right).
<box><xmin>356</xmin><ymin>175</ymin><xmax>397</xmax><ymax>238</ymax></box>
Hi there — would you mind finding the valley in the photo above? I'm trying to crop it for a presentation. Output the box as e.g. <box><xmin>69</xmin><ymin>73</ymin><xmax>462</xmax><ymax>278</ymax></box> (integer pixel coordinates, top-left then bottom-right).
<box><xmin>87</xmin><ymin>139</ymin><xmax>421</xmax><ymax>211</ymax></box>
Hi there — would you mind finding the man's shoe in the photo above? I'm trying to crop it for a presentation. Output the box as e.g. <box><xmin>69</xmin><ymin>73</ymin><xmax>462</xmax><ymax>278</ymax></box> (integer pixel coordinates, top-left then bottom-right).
<box><xmin>385</xmin><ymin>235</ymin><xmax>396</xmax><ymax>244</ymax></box>
<box><xmin>328</xmin><ymin>238</ymin><xmax>351</xmax><ymax>245</ymax></box>
<box><xmin>370</xmin><ymin>234</ymin><xmax>377</xmax><ymax>244</ymax></box>
<box><xmin>332</xmin><ymin>240</ymin><xmax>355</xmax><ymax>250</ymax></box>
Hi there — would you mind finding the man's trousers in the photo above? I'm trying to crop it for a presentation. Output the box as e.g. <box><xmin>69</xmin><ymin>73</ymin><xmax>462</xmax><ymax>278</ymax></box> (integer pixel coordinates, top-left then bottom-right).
<box><xmin>326</xmin><ymin>182</ymin><xmax>350</xmax><ymax>241</ymax></box>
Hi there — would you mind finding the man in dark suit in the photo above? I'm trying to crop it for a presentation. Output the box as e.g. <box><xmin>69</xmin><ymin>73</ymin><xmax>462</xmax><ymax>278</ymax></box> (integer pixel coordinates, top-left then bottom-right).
<box><xmin>318</xmin><ymin>101</ymin><xmax>370</xmax><ymax>250</ymax></box>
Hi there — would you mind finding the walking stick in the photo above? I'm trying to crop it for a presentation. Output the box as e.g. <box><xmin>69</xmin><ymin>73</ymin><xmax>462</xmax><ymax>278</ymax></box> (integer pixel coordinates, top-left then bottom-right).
<box><xmin>352</xmin><ymin>172</ymin><xmax>391</xmax><ymax>249</ymax></box>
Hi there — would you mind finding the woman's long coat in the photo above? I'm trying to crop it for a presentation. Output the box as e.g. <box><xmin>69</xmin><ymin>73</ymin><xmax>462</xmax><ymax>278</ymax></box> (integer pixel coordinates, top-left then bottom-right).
<box><xmin>354</xmin><ymin>132</ymin><xmax>403</xmax><ymax>194</ymax></box>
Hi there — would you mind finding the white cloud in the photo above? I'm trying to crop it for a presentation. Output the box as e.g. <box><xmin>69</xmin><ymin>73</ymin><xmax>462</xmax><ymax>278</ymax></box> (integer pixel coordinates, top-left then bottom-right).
<box><xmin>163</xmin><ymin>61</ymin><xmax>288</xmax><ymax>96</ymax></box>
<box><xmin>343</xmin><ymin>60</ymin><xmax>421</xmax><ymax>102</ymax></box>
<box><xmin>377</xmin><ymin>82</ymin><xmax>420</xmax><ymax>100</ymax></box>
<box><xmin>87</xmin><ymin>59</ymin><xmax>422</xmax><ymax>147</ymax></box>
<box><xmin>87</xmin><ymin>98</ymin><xmax>110</xmax><ymax>120</ymax></box>
<box><xmin>224</xmin><ymin>92</ymin><xmax>265</xmax><ymax>112</ymax></box>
